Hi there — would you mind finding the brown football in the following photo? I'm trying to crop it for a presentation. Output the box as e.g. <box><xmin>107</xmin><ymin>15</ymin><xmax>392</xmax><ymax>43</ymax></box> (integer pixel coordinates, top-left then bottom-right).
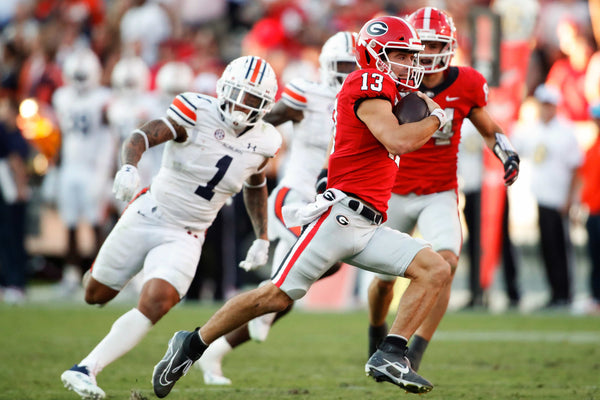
<box><xmin>393</xmin><ymin>92</ymin><xmax>430</xmax><ymax>124</ymax></box>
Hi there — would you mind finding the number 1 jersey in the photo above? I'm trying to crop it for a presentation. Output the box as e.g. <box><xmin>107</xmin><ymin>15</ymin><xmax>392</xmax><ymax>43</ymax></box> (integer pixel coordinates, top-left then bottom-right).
<box><xmin>150</xmin><ymin>92</ymin><xmax>282</xmax><ymax>230</ymax></box>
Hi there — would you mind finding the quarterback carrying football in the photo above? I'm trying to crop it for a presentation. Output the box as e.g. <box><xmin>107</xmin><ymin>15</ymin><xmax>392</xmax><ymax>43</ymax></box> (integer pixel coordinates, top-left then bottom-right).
<box><xmin>151</xmin><ymin>16</ymin><xmax>449</xmax><ymax>397</ymax></box>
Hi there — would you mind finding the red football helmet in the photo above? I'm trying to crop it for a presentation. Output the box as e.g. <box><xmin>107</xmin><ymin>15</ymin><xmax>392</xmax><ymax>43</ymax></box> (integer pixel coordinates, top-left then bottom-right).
<box><xmin>355</xmin><ymin>16</ymin><xmax>425</xmax><ymax>89</ymax></box>
<box><xmin>407</xmin><ymin>7</ymin><xmax>457</xmax><ymax>73</ymax></box>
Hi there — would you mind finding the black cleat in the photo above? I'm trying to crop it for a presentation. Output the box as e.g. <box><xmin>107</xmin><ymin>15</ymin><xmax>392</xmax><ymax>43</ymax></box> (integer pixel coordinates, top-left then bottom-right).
<box><xmin>365</xmin><ymin>348</ymin><xmax>433</xmax><ymax>394</ymax></box>
<box><xmin>152</xmin><ymin>330</ymin><xmax>202</xmax><ymax>398</ymax></box>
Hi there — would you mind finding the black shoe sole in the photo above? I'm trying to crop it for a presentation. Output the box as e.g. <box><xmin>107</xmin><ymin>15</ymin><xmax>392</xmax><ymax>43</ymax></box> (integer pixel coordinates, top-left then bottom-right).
<box><xmin>367</xmin><ymin>367</ymin><xmax>433</xmax><ymax>394</ymax></box>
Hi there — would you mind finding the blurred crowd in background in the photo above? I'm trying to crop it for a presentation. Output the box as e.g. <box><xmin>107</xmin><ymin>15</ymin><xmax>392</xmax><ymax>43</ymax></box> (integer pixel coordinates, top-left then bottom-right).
<box><xmin>0</xmin><ymin>0</ymin><xmax>599</xmax><ymax>314</ymax></box>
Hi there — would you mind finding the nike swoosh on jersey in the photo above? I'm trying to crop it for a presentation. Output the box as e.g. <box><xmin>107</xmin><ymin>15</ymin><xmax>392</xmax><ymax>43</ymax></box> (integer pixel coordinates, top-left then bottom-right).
<box><xmin>445</xmin><ymin>96</ymin><xmax>460</xmax><ymax>101</ymax></box>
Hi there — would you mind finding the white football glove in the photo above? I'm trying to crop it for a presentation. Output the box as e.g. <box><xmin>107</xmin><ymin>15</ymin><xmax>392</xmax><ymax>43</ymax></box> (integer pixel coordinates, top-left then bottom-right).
<box><xmin>112</xmin><ymin>164</ymin><xmax>140</xmax><ymax>202</ymax></box>
<box><xmin>239</xmin><ymin>239</ymin><xmax>270</xmax><ymax>271</ymax></box>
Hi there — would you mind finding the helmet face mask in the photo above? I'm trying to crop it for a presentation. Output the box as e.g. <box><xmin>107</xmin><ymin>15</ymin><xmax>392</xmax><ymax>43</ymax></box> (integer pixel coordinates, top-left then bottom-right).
<box><xmin>319</xmin><ymin>31</ymin><xmax>358</xmax><ymax>91</ymax></box>
<box><xmin>407</xmin><ymin>7</ymin><xmax>457</xmax><ymax>73</ymax></box>
<box><xmin>216</xmin><ymin>56</ymin><xmax>277</xmax><ymax>128</ymax></box>
<box><xmin>355</xmin><ymin>16</ymin><xmax>425</xmax><ymax>90</ymax></box>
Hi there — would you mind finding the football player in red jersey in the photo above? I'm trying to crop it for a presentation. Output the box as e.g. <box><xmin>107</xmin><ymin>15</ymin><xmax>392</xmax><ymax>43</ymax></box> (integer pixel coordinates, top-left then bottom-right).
<box><xmin>151</xmin><ymin>16</ymin><xmax>449</xmax><ymax>396</ymax></box>
<box><xmin>367</xmin><ymin>7</ymin><xmax>521</xmax><ymax>371</ymax></box>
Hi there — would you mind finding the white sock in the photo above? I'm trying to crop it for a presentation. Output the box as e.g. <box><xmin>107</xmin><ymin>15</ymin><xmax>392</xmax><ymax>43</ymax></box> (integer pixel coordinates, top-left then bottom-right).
<box><xmin>198</xmin><ymin>336</ymin><xmax>232</xmax><ymax>374</ymax></box>
<box><xmin>80</xmin><ymin>308</ymin><xmax>152</xmax><ymax>377</ymax></box>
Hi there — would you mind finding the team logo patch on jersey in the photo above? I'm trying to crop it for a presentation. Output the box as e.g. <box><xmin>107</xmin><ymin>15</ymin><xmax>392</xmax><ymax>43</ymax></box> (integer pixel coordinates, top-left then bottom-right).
<box><xmin>214</xmin><ymin>129</ymin><xmax>225</xmax><ymax>140</ymax></box>
<box><xmin>366</xmin><ymin>21</ymin><xmax>388</xmax><ymax>36</ymax></box>
<box><xmin>336</xmin><ymin>214</ymin><xmax>349</xmax><ymax>226</ymax></box>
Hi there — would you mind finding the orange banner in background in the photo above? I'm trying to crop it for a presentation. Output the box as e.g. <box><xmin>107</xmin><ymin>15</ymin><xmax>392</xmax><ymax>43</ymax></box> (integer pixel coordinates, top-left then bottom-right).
<box><xmin>480</xmin><ymin>41</ymin><xmax>531</xmax><ymax>289</ymax></box>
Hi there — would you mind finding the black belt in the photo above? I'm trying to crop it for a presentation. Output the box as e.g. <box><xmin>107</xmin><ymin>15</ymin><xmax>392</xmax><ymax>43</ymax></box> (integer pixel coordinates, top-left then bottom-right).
<box><xmin>347</xmin><ymin>198</ymin><xmax>383</xmax><ymax>225</ymax></box>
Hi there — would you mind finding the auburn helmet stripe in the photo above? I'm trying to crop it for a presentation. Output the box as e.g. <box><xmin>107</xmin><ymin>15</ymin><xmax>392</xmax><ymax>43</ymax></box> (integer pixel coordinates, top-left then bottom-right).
<box><xmin>246</xmin><ymin>57</ymin><xmax>266</xmax><ymax>85</ymax></box>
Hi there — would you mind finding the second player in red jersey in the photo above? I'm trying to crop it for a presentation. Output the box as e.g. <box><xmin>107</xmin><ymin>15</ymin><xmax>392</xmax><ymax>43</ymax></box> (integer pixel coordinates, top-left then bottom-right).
<box><xmin>367</xmin><ymin>7</ymin><xmax>521</xmax><ymax>372</ymax></box>
<box><xmin>394</xmin><ymin>65</ymin><xmax>487</xmax><ymax>194</ymax></box>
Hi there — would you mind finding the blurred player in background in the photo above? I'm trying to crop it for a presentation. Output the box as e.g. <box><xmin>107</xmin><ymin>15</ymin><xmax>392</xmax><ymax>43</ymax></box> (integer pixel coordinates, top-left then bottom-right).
<box><xmin>366</xmin><ymin>7</ymin><xmax>520</xmax><ymax>372</ymax></box>
<box><xmin>52</xmin><ymin>47</ymin><xmax>113</xmax><ymax>293</ymax></box>
<box><xmin>152</xmin><ymin>16</ymin><xmax>449</xmax><ymax>396</ymax></box>
<box><xmin>107</xmin><ymin>56</ymin><xmax>155</xmax><ymax>198</ymax></box>
<box><xmin>154</xmin><ymin>61</ymin><xmax>196</xmax><ymax>111</ymax></box>
<box><xmin>197</xmin><ymin>31</ymin><xmax>358</xmax><ymax>385</ymax></box>
<box><xmin>60</xmin><ymin>56</ymin><xmax>281</xmax><ymax>400</ymax></box>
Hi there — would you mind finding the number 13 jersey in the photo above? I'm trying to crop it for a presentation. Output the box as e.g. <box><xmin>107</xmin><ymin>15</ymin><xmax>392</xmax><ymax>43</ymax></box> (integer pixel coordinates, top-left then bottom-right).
<box><xmin>328</xmin><ymin>69</ymin><xmax>401</xmax><ymax>220</ymax></box>
<box><xmin>150</xmin><ymin>92</ymin><xmax>282</xmax><ymax>230</ymax></box>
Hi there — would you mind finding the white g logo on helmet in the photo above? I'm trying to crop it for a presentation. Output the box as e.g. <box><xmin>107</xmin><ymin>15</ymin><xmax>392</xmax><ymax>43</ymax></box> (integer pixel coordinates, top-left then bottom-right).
<box><xmin>366</xmin><ymin>21</ymin><xmax>388</xmax><ymax>36</ymax></box>
<box><xmin>216</xmin><ymin>56</ymin><xmax>278</xmax><ymax>127</ymax></box>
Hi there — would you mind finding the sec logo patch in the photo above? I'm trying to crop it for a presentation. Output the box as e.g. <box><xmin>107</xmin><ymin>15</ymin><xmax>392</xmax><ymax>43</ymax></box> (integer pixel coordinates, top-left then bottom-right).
<box><xmin>336</xmin><ymin>215</ymin><xmax>349</xmax><ymax>226</ymax></box>
<box><xmin>214</xmin><ymin>129</ymin><xmax>225</xmax><ymax>140</ymax></box>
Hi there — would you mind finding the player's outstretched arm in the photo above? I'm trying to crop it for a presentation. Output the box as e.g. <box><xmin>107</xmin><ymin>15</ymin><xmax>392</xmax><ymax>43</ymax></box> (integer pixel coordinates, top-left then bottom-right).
<box><xmin>239</xmin><ymin>163</ymin><xmax>270</xmax><ymax>271</ymax></box>
<box><xmin>120</xmin><ymin>117</ymin><xmax>187</xmax><ymax>166</ymax></box>
<box><xmin>113</xmin><ymin>117</ymin><xmax>187</xmax><ymax>202</ymax></box>
<box><xmin>263</xmin><ymin>100</ymin><xmax>304</xmax><ymax>127</ymax></box>
<box><xmin>470</xmin><ymin>106</ymin><xmax>520</xmax><ymax>186</ymax></box>
<box><xmin>358</xmin><ymin>97</ymin><xmax>444</xmax><ymax>156</ymax></box>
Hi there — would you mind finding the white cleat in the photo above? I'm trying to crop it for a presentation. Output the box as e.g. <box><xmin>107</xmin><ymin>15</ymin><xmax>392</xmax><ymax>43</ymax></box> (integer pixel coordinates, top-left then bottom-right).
<box><xmin>248</xmin><ymin>312</ymin><xmax>276</xmax><ymax>342</ymax></box>
<box><xmin>61</xmin><ymin>365</ymin><xmax>106</xmax><ymax>399</ymax></box>
<box><xmin>201</xmin><ymin>370</ymin><xmax>232</xmax><ymax>385</ymax></box>
<box><xmin>197</xmin><ymin>348</ymin><xmax>232</xmax><ymax>385</ymax></box>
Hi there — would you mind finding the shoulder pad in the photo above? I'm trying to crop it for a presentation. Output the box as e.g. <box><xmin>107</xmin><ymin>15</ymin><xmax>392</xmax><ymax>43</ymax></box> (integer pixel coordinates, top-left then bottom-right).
<box><xmin>166</xmin><ymin>92</ymin><xmax>217</xmax><ymax>129</ymax></box>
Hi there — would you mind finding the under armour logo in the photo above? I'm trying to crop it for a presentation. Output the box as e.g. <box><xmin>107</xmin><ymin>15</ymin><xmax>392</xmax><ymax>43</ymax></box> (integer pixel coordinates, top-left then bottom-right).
<box><xmin>247</xmin><ymin>143</ymin><xmax>257</xmax><ymax>152</ymax></box>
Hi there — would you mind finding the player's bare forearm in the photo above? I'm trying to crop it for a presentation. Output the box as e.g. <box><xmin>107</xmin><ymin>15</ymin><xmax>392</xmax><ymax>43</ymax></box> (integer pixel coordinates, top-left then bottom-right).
<box><xmin>243</xmin><ymin>173</ymin><xmax>269</xmax><ymax>240</ymax></box>
<box><xmin>263</xmin><ymin>101</ymin><xmax>304</xmax><ymax>126</ymax></box>
<box><xmin>121</xmin><ymin>117</ymin><xmax>187</xmax><ymax>166</ymax></box>
<box><xmin>469</xmin><ymin>106</ymin><xmax>503</xmax><ymax>150</ymax></box>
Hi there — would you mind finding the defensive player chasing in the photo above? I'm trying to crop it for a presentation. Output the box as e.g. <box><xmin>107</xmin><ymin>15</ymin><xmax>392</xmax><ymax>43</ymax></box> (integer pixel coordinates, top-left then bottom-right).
<box><xmin>152</xmin><ymin>16</ymin><xmax>449</xmax><ymax>396</ymax></box>
<box><xmin>60</xmin><ymin>56</ymin><xmax>281</xmax><ymax>400</ymax></box>
<box><xmin>367</xmin><ymin>7</ymin><xmax>520</xmax><ymax>371</ymax></box>
<box><xmin>197</xmin><ymin>31</ymin><xmax>358</xmax><ymax>385</ymax></box>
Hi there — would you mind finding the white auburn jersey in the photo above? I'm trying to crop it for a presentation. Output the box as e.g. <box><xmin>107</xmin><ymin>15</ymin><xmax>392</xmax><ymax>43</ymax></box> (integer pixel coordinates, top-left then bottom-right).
<box><xmin>150</xmin><ymin>92</ymin><xmax>282</xmax><ymax>230</ymax></box>
<box><xmin>278</xmin><ymin>78</ymin><xmax>336</xmax><ymax>199</ymax></box>
<box><xmin>52</xmin><ymin>85</ymin><xmax>112</xmax><ymax>169</ymax></box>
<box><xmin>107</xmin><ymin>92</ymin><xmax>164</xmax><ymax>186</ymax></box>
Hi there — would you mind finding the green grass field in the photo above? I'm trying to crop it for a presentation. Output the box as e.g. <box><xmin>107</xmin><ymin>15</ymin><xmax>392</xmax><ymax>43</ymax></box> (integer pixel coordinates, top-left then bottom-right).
<box><xmin>1</xmin><ymin>301</ymin><xmax>599</xmax><ymax>400</ymax></box>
